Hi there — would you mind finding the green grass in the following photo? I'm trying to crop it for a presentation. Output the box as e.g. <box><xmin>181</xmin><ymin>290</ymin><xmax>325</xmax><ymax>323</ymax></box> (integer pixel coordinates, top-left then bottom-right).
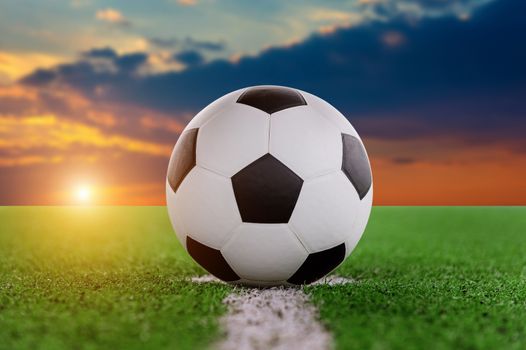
<box><xmin>308</xmin><ymin>207</ymin><xmax>526</xmax><ymax>350</ymax></box>
<box><xmin>0</xmin><ymin>207</ymin><xmax>232</xmax><ymax>350</ymax></box>
<box><xmin>0</xmin><ymin>207</ymin><xmax>525</xmax><ymax>350</ymax></box>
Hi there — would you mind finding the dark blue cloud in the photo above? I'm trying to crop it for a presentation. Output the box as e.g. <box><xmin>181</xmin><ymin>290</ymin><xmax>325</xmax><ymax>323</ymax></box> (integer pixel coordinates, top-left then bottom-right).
<box><xmin>369</xmin><ymin>0</ymin><xmax>486</xmax><ymax>18</ymax></box>
<box><xmin>22</xmin><ymin>69</ymin><xmax>56</xmax><ymax>86</ymax></box>
<box><xmin>114</xmin><ymin>53</ymin><xmax>148</xmax><ymax>72</ymax></box>
<box><xmin>21</xmin><ymin>0</ymin><xmax>526</xmax><ymax>144</ymax></box>
<box><xmin>147</xmin><ymin>37</ymin><xmax>179</xmax><ymax>48</ymax></box>
<box><xmin>183</xmin><ymin>37</ymin><xmax>225</xmax><ymax>52</ymax></box>
<box><xmin>82</xmin><ymin>47</ymin><xmax>118</xmax><ymax>60</ymax></box>
<box><xmin>21</xmin><ymin>50</ymin><xmax>147</xmax><ymax>88</ymax></box>
<box><xmin>147</xmin><ymin>36</ymin><xmax>226</xmax><ymax>51</ymax></box>
<box><xmin>173</xmin><ymin>50</ymin><xmax>204</xmax><ymax>66</ymax></box>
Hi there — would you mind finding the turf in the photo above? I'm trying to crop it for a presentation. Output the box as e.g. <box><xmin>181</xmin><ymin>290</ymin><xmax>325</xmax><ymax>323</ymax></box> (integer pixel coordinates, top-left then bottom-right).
<box><xmin>308</xmin><ymin>207</ymin><xmax>526</xmax><ymax>350</ymax></box>
<box><xmin>0</xmin><ymin>207</ymin><xmax>233</xmax><ymax>350</ymax></box>
<box><xmin>1</xmin><ymin>207</ymin><xmax>525</xmax><ymax>350</ymax></box>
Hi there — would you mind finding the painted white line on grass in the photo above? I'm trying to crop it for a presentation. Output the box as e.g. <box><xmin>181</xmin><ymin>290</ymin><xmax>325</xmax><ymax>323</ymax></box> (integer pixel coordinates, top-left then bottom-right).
<box><xmin>218</xmin><ymin>286</ymin><xmax>331</xmax><ymax>350</ymax></box>
<box><xmin>190</xmin><ymin>275</ymin><xmax>353</xmax><ymax>350</ymax></box>
<box><xmin>190</xmin><ymin>274</ymin><xmax>353</xmax><ymax>286</ymax></box>
<box><xmin>191</xmin><ymin>274</ymin><xmax>223</xmax><ymax>284</ymax></box>
<box><xmin>311</xmin><ymin>275</ymin><xmax>355</xmax><ymax>286</ymax></box>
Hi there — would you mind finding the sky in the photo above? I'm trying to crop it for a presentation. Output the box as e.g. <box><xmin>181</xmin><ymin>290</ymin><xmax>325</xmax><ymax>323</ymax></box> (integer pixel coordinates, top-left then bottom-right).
<box><xmin>0</xmin><ymin>0</ymin><xmax>524</xmax><ymax>205</ymax></box>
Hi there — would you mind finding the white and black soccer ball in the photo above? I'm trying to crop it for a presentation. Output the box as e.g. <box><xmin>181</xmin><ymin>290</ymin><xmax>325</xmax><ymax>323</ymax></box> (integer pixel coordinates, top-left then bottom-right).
<box><xmin>166</xmin><ymin>86</ymin><xmax>372</xmax><ymax>286</ymax></box>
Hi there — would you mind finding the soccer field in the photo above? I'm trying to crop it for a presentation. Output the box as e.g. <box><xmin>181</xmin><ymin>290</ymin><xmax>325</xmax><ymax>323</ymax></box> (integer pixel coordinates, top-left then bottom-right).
<box><xmin>0</xmin><ymin>207</ymin><xmax>525</xmax><ymax>349</ymax></box>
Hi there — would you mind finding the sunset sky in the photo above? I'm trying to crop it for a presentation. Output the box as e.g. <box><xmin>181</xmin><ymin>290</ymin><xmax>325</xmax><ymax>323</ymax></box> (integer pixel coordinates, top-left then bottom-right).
<box><xmin>0</xmin><ymin>0</ymin><xmax>524</xmax><ymax>205</ymax></box>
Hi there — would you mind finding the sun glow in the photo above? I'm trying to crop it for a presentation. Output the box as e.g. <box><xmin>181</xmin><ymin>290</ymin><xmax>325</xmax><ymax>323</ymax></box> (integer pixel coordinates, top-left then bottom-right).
<box><xmin>75</xmin><ymin>184</ymin><xmax>93</xmax><ymax>204</ymax></box>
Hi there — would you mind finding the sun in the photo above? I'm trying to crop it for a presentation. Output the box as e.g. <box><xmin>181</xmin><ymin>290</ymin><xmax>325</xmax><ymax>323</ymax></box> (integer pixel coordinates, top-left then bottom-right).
<box><xmin>74</xmin><ymin>184</ymin><xmax>93</xmax><ymax>204</ymax></box>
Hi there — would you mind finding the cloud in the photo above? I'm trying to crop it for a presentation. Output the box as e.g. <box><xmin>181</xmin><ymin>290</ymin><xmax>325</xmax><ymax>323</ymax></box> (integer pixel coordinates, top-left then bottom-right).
<box><xmin>95</xmin><ymin>8</ymin><xmax>131</xmax><ymax>26</ymax></box>
<box><xmin>0</xmin><ymin>114</ymin><xmax>171</xmax><ymax>167</ymax></box>
<box><xmin>22</xmin><ymin>68</ymin><xmax>58</xmax><ymax>85</ymax></box>
<box><xmin>173</xmin><ymin>50</ymin><xmax>204</xmax><ymax>66</ymax></box>
<box><xmin>82</xmin><ymin>47</ymin><xmax>119</xmax><ymax>60</ymax></box>
<box><xmin>147</xmin><ymin>37</ymin><xmax>179</xmax><ymax>48</ymax></box>
<box><xmin>364</xmin><ymin>0</ymin><xmax>492</xmax><ymax>20</ymax></box>
<box><xmin>22</xmin><ymin>48</ymin><xmax>148</xmax><ymax>88</ymax></box>
<box><xmin>308</xmin><ymin>9</ymin><xmax>359</xmax><ymax>22</ymax></box>
<box><xmin>0</xmin><ymin>83</ymin><xmax>185</xmax><ymax>146</ymax></box>
<box><xmin>140</xmin><ymin>114</ymin><xmax>187</xmax><ymax>134</ymax></box>
<box><xmin>307</xmin><ymin>7</ymin><xmax>370</xmax><ymax>29</ymax></box>
<box><xmin>0</xmin><ymin>155</ymin><xmax>63</xmax><ymax>167</ymax></box>
<box><xmin>20</xmin><ymin>0</ymin><xmax>526</xmax><ymax>149</ymax></box>
<box><xmin>177</xmin><ymin>0</ymin><xmax>197</xmax><ymax>6</ymax></box>
<box><xmin>358</xmin><ymin>0</ymin><xmax>385</xmax><ymax>4</ymax></box>
<box><xmin>114</xmin><ymin>52</ymin><xmax>148</xmax><ymax>72</ymax></box>
<box><xmin>0</xmin><ymin>51</ymin><xmax>65</xmax><ymax>83</ymax></box>
<box><xmin>147</xmin><ymin>36</ymin><xmax>226</xmax><ymax>52</ymax></box>
<box><xmin>381</xmin><ymin>30</ymin><xmax>405</xmax><ymax>47</ymax></box>
<box><xmin>0</xmin><ymin>82</ymin><xmax>184</xmax><ymax>204</ymax></box>
<box><xmin>184</xmin><ymin>37</ymin><xmax>226</xmax><ymax>51</ymax></box>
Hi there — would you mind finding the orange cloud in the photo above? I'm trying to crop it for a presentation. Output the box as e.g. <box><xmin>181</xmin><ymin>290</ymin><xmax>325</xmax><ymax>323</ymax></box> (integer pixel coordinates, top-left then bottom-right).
<box><xmin>0</xmin><ymin>51</ymin><xmax>64</xmax><ymax>82</ymax></box>
<box><xmin>140</xmin><ymin>115</ymin><xmax>186</xmax><ymax>134</ymax></box>
<box><xmin>309</xmin><ymin>9</ymin><xmax>359</xmax><ymax>22</ymax></box>
<box><xmin>86</xmin><ymin>110</ymin><xmax>118</xmax><ymax>127</ymax></box>
<box><xmin>358</xmin><ymin>0</ymin><xmax>386</xmax><ymax>4</ymax></box>
<box><xmin>308</xmin><ymin>8</ymin><xmax>366</xmax><ymax>35</ymax></box>
<box><xmin>0</xmin><ymin>114</ymin><xmax>172</xmax><ymax>167</ymax></box>
<box><xmin>95</xmin><ymin>8</ymin><xmax>130</xmax><ymax>25</ymax></box>
<box><xmin>381</xmin><ymin>31</ymin><xmax>406</xmax><ymax>47</ymax></box>
<box><xmin>0</xmin><ymin>155</ymin><xmax>63</xmax><ymax>167</ymax></box>
<box><xmin>0</xmin><ymin>85</ymin><xmax>38</xmax><ymax>100</ymax></box>
<box><xmin>177</xmin><ymin>0</ymin><xmax>197</xmax><ymax>6</ymax></box>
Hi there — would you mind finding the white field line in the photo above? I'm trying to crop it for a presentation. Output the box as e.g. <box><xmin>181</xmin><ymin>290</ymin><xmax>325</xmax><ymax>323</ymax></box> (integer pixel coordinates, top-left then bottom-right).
<box><xmin>311</xmin><ymin>275</ymin><xmax>355</xmax><ymax>286</ymax></box>
<box><xmin>191</xmin><ymin>275</ymin><xmax>224</xmax><ymax>284</ymax></box>
<box><xmin>190</xmin><ymin>275</ymin><xmax>353</xmax><ymax>350</ymax></box>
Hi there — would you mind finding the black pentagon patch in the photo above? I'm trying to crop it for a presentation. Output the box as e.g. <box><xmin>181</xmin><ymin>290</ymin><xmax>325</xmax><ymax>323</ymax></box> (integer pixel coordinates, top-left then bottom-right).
<box><xmin>231</xmin><ymin>154</ymin><xmax>303</xmax><ymax>223</ymax></box>
<box><xmin>287</xmin><ymin>243</ymin><xmax>346</xmax><ymax>285</ymax></box>
<box><xmin>186</xmin><ymin>236</ymin><xmax>240</xmax><ymax>282</ymax></box>
<box><xmin>167</xmin><ymin>128</ymin><xmax>198</xmax><ymax>193</ymax></box>
<box><xmin>341</xmin><ymin>134</ymin><xmax>372</xmax><ymax>200</ymax></box>
<box><xmin>236</xmin><ymin>86</ymin><xmax>306</xmax><ymax>114</ymax></box>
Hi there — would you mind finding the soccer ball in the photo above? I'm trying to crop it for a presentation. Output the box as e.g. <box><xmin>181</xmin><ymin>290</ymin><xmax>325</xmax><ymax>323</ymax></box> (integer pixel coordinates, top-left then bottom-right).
<box><xmin>166</xmin><ymin>86</ymin><xmax>372</xmax><ymax>286</ymax></box>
